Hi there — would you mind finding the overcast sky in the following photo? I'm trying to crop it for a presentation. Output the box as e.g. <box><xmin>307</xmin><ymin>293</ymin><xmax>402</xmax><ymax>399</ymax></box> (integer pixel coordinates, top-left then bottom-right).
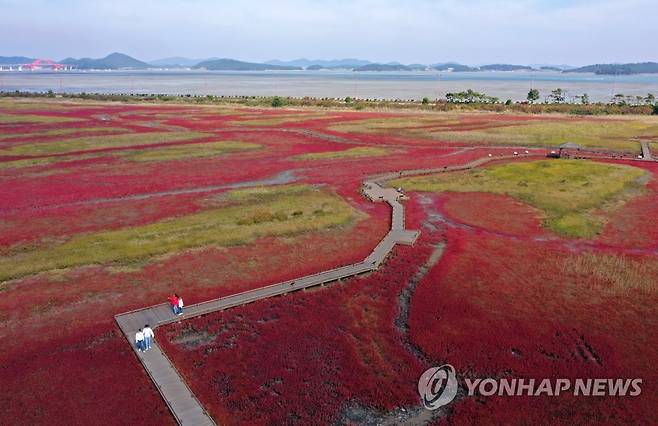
<box><xmin>1</xmin><ymin>0</ymin><xmax>654</xmax><ymax>65</ymax></box>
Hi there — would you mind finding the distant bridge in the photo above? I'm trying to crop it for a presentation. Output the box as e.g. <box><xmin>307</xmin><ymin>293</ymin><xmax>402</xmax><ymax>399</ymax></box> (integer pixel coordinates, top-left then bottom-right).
<box><xmin>0</xmin><ymin>58</ymin><xmax>74</xmax><ymax>71</ymax></box>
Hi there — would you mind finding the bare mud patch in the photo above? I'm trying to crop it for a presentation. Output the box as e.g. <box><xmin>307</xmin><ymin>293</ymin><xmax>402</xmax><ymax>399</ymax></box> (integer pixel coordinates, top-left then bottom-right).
<box><xmin>171</xmin><ymin>327</ymin><xmax>218</xmax><ymax>349</ymax></box>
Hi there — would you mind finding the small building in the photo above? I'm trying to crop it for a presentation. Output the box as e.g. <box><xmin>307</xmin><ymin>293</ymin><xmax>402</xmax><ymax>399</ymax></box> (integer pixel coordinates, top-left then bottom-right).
<box><xmin>547</xmin><ymin>142</ymin><xmax>583</xmax><ymax>159</ymax></box>
<box><xmin>558</xmin><ymin>142</ymin><xmax>583</xmax><ymax>151</ymax></box>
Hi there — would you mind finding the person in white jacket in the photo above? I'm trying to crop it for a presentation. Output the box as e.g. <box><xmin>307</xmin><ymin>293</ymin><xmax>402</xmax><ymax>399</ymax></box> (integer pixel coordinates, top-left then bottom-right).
<box><xmin>135</xmin><ymin>329</ymin><xmax>145</xmax><ymax>352</ymax></box>
<box><xmin>142</xmin><ymin>324</ymin><xmax>154</xmax><ymax>351</ymax></box>
<box><xmin>176</xmin><ymin>294</ymin><xmax>184</xmax><ymax>316</ymax></box>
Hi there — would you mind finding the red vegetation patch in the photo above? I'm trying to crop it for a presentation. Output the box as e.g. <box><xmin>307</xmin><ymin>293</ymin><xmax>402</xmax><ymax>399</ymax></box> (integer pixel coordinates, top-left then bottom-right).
<box><xmin>0</xmin><ymin>215</ymin><xmax>388</xmax><ymax>425</ymax></box>
<box><xmin>0</xmin><ymin>327</ymin><xmax>174</xmax><ymax>426</ymax></box>
<box><xmin>0</xmin><ymin>193</ymin><xmax>203</xmax><ymax>247</ymax></box>
<box><xmin>409</xmin><ymin>227</ymin><xmax>657</xmax><ymax>424</ymax></box>
<box><xmin>598</xmin><ymin>161</ymin><xmax>658</xmax><ymax>248</ymax></box>
<box><xmin>158</xmin><ymin>234</ymin><xmax>437</xmax><ymax>425</ymax></box>
<box><xmin>1</xmin><ymin>102</ymin><xmax>655</xmax><ymax>425</ymax></box>
<box><xmin>437</xmin><ymin>192</ymin><xmax>546</xmax><ymax>237</ymax></box>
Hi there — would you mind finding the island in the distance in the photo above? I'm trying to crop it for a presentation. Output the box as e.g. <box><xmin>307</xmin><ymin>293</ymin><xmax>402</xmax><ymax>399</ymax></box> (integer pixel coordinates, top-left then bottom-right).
<box><xmin>2</xmin><ymin>52</ymin><xmax>657</xmax><ymax>75</ymax></box>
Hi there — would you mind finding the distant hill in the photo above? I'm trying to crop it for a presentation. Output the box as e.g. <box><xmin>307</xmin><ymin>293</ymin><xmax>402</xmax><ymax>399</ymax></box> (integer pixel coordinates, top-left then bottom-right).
<box><xmin>306</xmin><ymin>62</ymin><xmax>426</xmax><ymax>71</ymax></box>
<box><xmin>266</xmin><ymin>58</ymin><xmax>372</xmax><ymax>68</ymax></box>
<box><xmin>479</xmin><ymin>64</ymin><xmax>535</xmax><ymax>71</ymax></box>
<box><xmin>0</xmin><ymin>56</ymin><xmax>35</xmax><ymax>65</ymax></box>
<box><xmin>565</xmin><ymin>62</ymin><xmax>658</xmax><ymax>75</ymax></box>
<box><xmin>194</xmin><ymin>58</ymin><xmax>302</xmax><ymax>71</ymax></box>
<box><xmin>61</xmin><ymin>52</ymin><xmax>150</xmax><ymax>69</ymax></box>
<box><xmin>7</xmin><ymin>53</ymin><xmax>657</xmax><ymax>75</ymax></box>
<box><xmin>149</xmin><ymin>57</ymin><xmax>218</xmax><ymax>67</ymax></box>
<box><xmin>432</xmin><ymin>62</ymin><xmax>476</xmax><ymax>72</ymax></box>
<box><xmin>530</xmin><ymin>63</ymin><xmax>574</xmax><ymax>71</ymax></box>
<box><xmin>354</xmin><ymin>63</ymin><xmax>412</xmax><ymax>71</ymax></box>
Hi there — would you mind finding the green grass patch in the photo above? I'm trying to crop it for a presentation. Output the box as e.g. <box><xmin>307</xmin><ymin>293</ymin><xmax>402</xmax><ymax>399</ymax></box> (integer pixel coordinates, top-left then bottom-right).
<box><xmin>561</xmin><ymin>253</ymin><xmax>658</xmax><ymax>295</ymax></box>
<box><xmin>0</xmin><ymin>156</ymin><xmax>71</xmax><ymax>170</ymax></box>
<box><xmin>229</xmin><ymin>112</ymin><xmax>333</xmax><ymax>126</ymax></box>
<box><xmin>0</xmin><ymin>184</ymin><xmax>358</xmax><ymax>282</ymax></box>
<box><xmin>224</xmin><ymin>184</ymin><xmax>315</xmax><ymax>202</ymax></box>
<box><xmin>0</xmin><ymin>127</ymin><xmax>125</xmax><ymax>141</ymax></box>
<box><xmin>330</xmin><ymin>115</ymin><xmax>658</xmax><ymax>152</ymax></box>
<box><xmin>0</xmin><ymin>131</ymin><xmax>209</xmax><ymax>156</ymax></box>
<box><xmin>123</xmin><ymin>141</ymin><xmax>262</xmax><ymax>162</ymax></box>
<box><xmin>0</xmin><ymin>139</ymin><xmax>258</xmax><ymax>169</ymax></box>
<box><xmin>0</xmin><ymin>113</ymin><xmax>82</xmax><ymax>124</ymax></box>
<box><xmin>0</xmin><ymin>99</ymin><xmax>95</xmax><ymax>111</ymax></box>
<box><xmin>204</xmin><ymin>107</ymin><xmax>249</xmax><ymax>116</ymax></box>
<box><xmin>329</xmin><ymin>116</ymin><xmax>458</xmax><ymax>134</ymax></box>
<box><xmin>292</xmin><ymin>146</ymin><xmax>390</xmax><ymax>160</ymax></box>
<box><xmin>391</xmin><ymin>160</ymin><xmax>647</xmax><ymax>238</ymax></box>
<box><xmin>426</xmin><ymin>119</ymin><xmax>656</xmax><ymax>151</ymax></box>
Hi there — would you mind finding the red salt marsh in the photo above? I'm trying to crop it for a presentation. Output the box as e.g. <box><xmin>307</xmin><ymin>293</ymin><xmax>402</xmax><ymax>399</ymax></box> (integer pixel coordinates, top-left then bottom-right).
<box><xmin>1</xmin><ymin>98</ymin><xmax>656</xmax><ymax>425</ymax></box>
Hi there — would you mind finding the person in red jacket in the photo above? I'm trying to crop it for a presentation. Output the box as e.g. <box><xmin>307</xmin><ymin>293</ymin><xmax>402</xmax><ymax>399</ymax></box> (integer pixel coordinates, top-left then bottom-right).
<box><xmin>168</xmin><ymin>294</ymin><xmax>179</xmax><ymax>315</ymax></box>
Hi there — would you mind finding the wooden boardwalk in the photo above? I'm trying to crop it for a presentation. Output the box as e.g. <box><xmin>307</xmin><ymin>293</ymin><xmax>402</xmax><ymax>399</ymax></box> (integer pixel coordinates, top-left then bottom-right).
<box><xmin>640</xmin><ymin>141</ymin><xmax>653</xmax><ymax>161</ymax></box>
<box><xmin>115</xmin><ymin>152</ymin><xmax>555</xmax><ymax>425</ymax></box>
<box><xmin>115</xmin><ymin>148</ymin><xmax>658</xmax><ymax>425</ymax></box>
<box><xmin>115</xmin><ymin>179</ymin><xmax>420</xmax><ymax>425</ymax></box>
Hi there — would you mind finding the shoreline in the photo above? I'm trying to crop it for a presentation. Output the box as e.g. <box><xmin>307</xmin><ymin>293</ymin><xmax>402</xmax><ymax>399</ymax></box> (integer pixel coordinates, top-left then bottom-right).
<box><xmin>2</xmin><ymin>91</ymin><xmax>655</xmax><ymax>116</ymax></box>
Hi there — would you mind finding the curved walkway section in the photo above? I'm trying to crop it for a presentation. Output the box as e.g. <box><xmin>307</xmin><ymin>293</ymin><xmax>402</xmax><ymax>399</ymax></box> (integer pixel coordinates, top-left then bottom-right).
<box><xmin>115</xmin><ymin>146</ymin><xmax>654</xmax><ymax>425</ymax></box>
<box><xmin>115</xmin><ymin>152</ymin><xmax>545</xmax><ymax>425</ymax></box>
<box><xmin>115</xmin><ymin>181</ymin><xmax>420</xmax><ymax>426</ymax></box>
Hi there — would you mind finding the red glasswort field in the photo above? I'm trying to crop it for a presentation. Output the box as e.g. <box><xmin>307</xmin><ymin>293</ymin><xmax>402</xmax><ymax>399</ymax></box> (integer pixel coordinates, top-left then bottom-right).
<box><xmin>1</xmin><ymin>100</ymin><xmax>656</xmax><ymax>425</ymax></box>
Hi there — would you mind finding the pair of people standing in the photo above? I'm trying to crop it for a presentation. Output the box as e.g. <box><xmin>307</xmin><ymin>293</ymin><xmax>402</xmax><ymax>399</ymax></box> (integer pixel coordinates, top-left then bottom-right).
<box><xmin>135</xmin><ymin>324</ymin><xmax>154</xmax><ymax>352</ymax></box>
<box><xmin>134</xmin><ymin>293</ymin><xmax>183</xmax><ymax>353</ymax></box>
<box><xmin>168</xmin><ymin>294</ymin><xmax>184</xmax><ymax>316</ymax></box>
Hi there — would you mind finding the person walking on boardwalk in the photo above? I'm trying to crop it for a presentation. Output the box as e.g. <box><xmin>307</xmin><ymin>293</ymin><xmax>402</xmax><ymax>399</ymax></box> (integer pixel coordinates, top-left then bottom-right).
<box><xmin>142</xmin><ymin>324</ymin><xmax>154</xmax><ymax>351</ymax></box>
<box><xmin>135</xmin><ymin>328</ymin><xmax>145</xmax><ymax>352</ymax></box>
<box><xmin>176</xmin><ymin>294</ymin><xmax>184</xmax><ymax>316</ymax></box>
<box><xmin>168</xmin><ymin>294</ymin><xmax>179</xmax><ymax>315</ymax></box>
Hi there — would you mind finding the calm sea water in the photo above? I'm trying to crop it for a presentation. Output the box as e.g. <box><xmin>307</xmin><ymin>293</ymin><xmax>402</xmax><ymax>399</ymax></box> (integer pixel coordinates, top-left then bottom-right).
<box><xmin>1</xmin><ymin>70</ymin><xmax>657</xmax><ymax>103</ymax></box>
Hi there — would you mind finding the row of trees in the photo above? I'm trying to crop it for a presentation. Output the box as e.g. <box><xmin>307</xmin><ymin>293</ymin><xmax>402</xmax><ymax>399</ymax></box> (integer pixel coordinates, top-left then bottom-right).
<box><xmin>445</xmin><ymin>89</ymin><xmax>499</xmax><ymax>104</ymax></box>
<box><xmin>611</xmin><ymin>93</ymin><xmax>655</xmax><ymax>106</ymax></box>
<box><xmin>527</xmin><ymin>88</ymin><xmax>656</xmax><ymax>106</ymax></box>
<box><xmin>527</xmin><ymin>88</ymin><xmax>588</xmax><ymax>104</ymax></box>
<box><xmin>5</xmin><ymin>89</ymin><xmax>657</xmax><ymax>114</ymax></box>
<box><xmin>439</xmin><ymin>88</ymin><xmax>655</xmax><ymax>106</ymax></box>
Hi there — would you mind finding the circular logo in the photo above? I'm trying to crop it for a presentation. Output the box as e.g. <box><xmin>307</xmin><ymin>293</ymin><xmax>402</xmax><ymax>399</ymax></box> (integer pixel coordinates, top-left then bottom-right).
<box><xmin>418</xmin><ymin>364</ymin><xmax>458</xmax><ymax>410</ymax></box>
